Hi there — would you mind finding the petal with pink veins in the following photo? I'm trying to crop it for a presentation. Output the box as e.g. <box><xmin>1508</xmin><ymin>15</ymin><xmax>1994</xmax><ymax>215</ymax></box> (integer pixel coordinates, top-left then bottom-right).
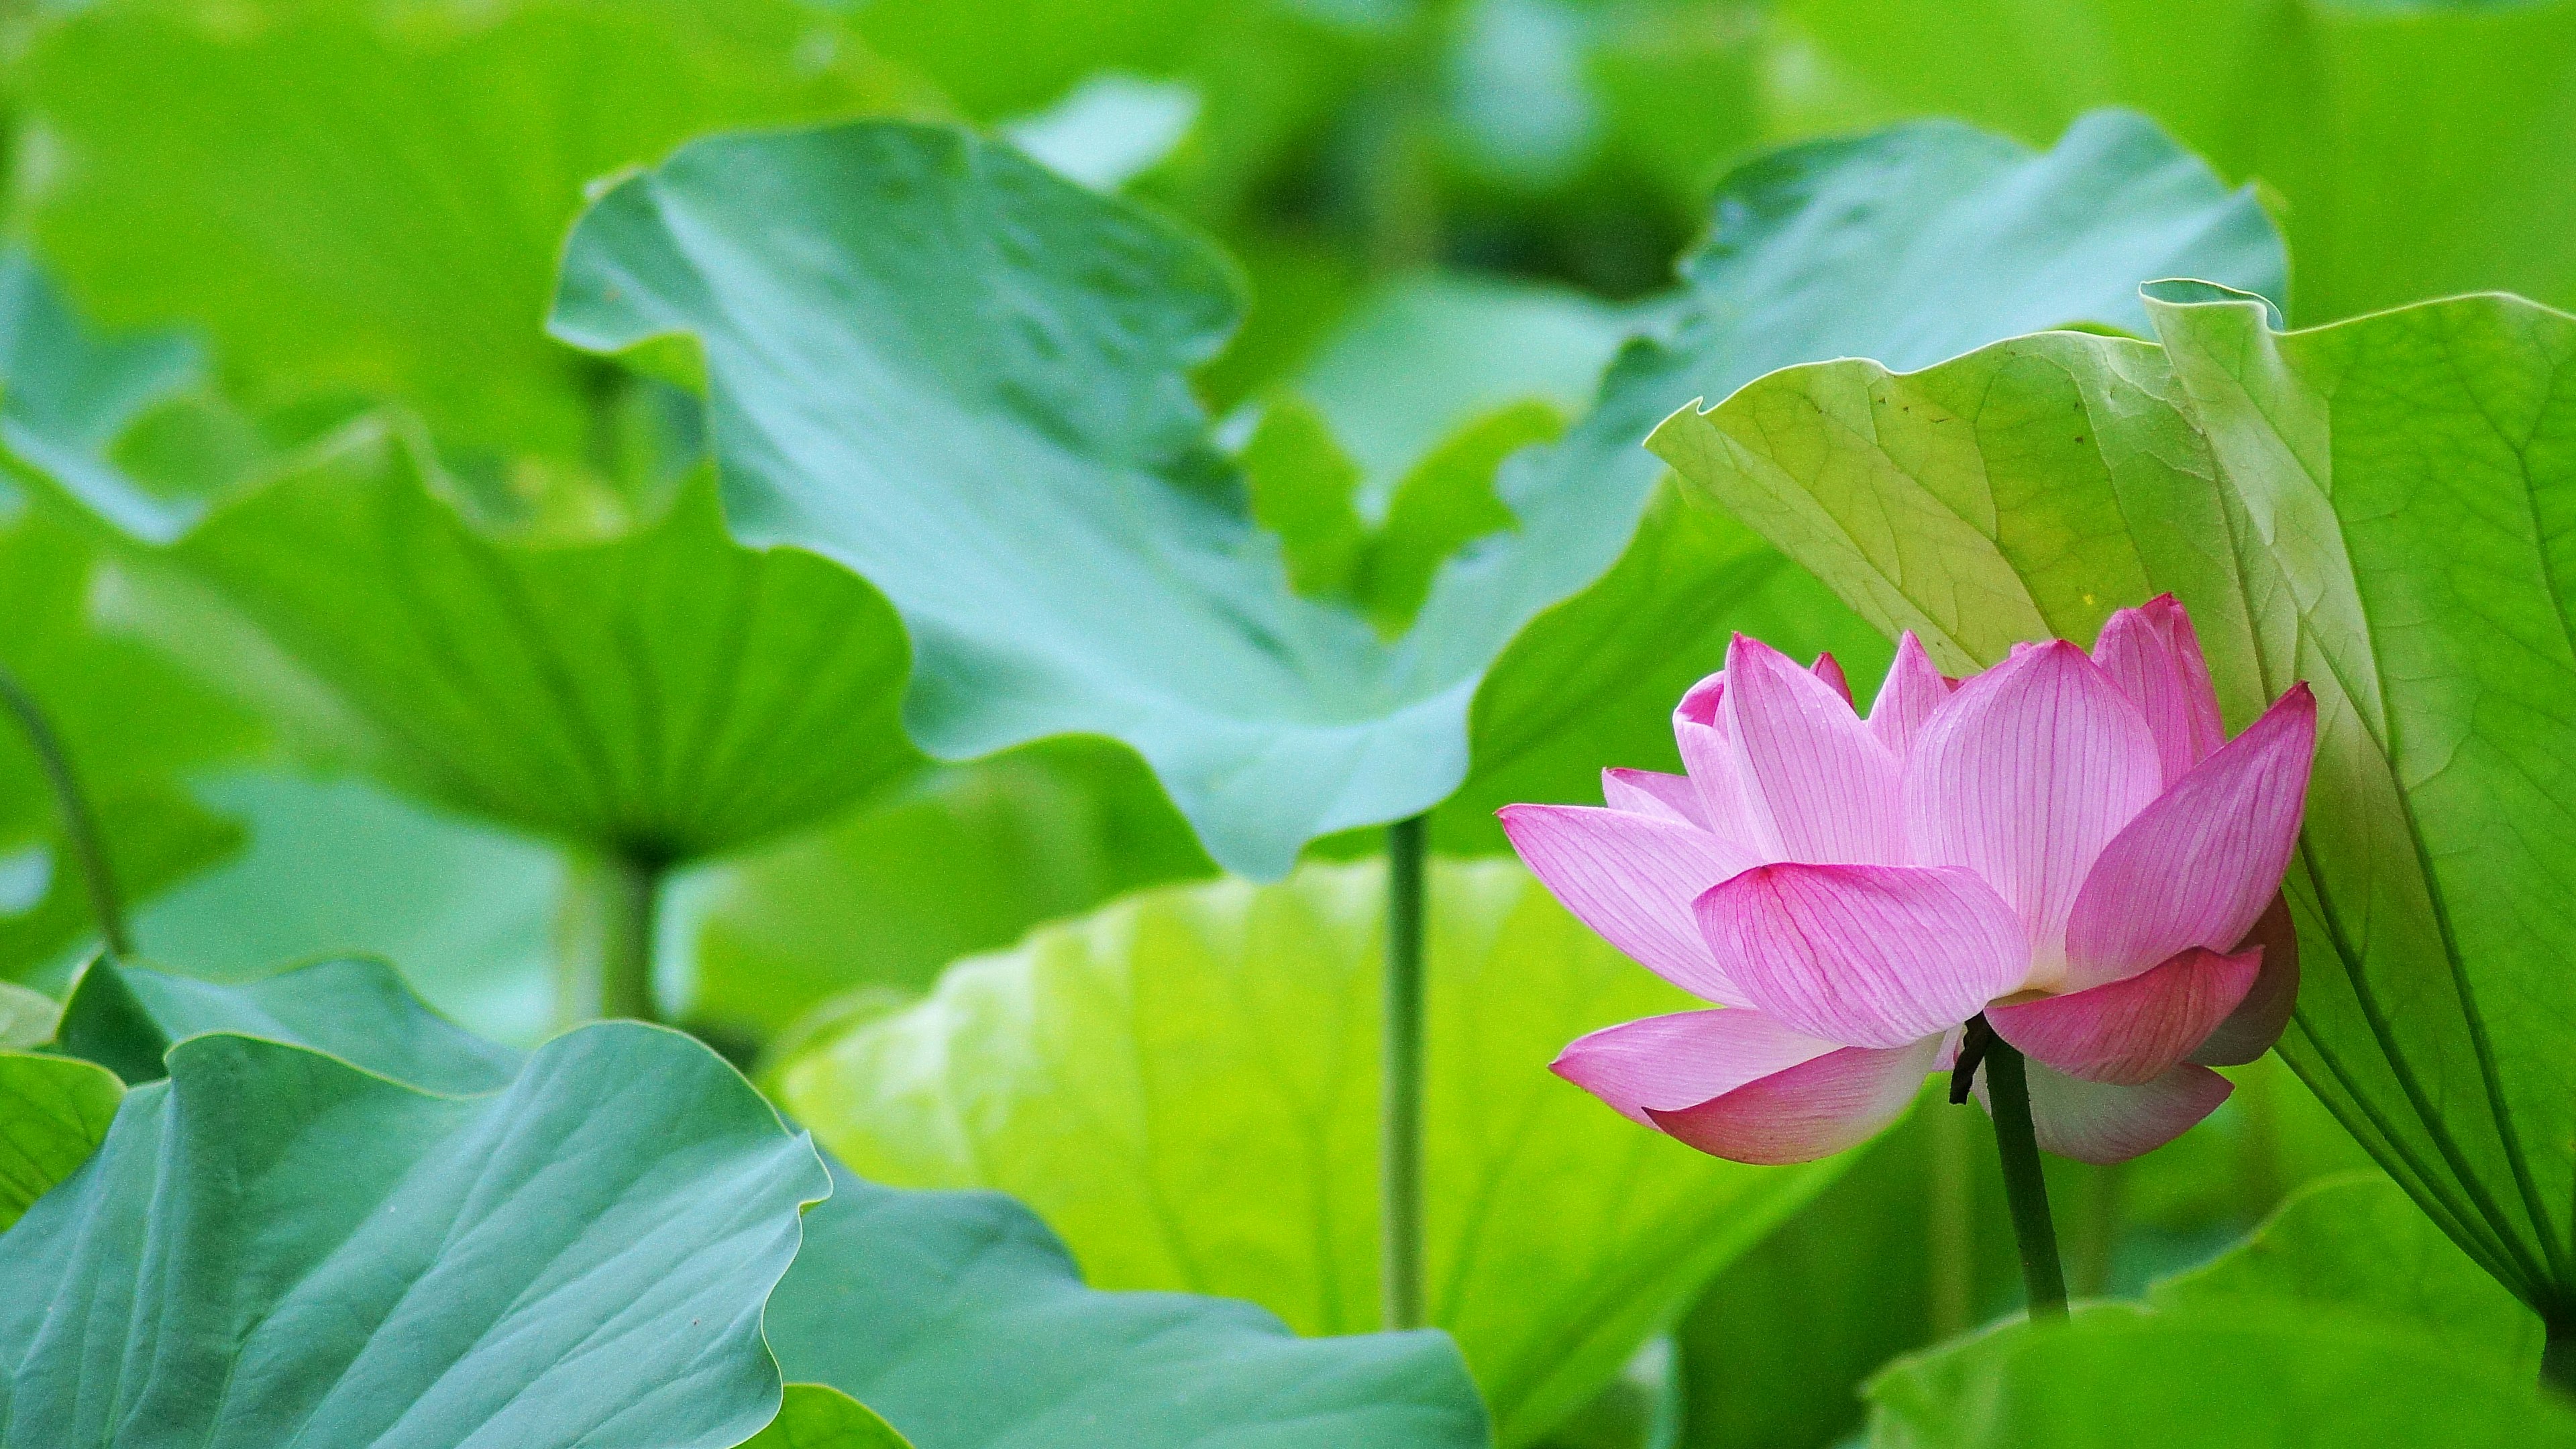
<box><xmin>1674</xmin><ymin>672</ymin><xmax>1764</xmax><ymax>849</ymax></box>
<box><xmin>1811</xmin><ymin>651</ymin><xmax>1853</xmax><ymax>705</ymax></box>
<box><xmin>2091</xmin><ymin>596</ymin><xmax>2226</xmax><ymax>786</ymax></box>
<box><xmin>1696</xmin><ymin>862</ymin><xmax>2031</xmax><ymax>1048</ymax></box>
<box><xmin>1500</xmin><ymin>803</ymin><xmax>1760</xmax><ymax>1004</ymax></box>
<box><xmin>2060</xmin><ymin>686</ymin><xmax>2316</xmax><ymax>990</ymax></box>
<box><xmin>1986</xmin><ymin>946</ymin><xmax>2260</xmax><ymax>1085</ymax></box>
<box><xmin>1603</xmin><ymin>767</ymin><xmax>1705</xmax><ymax>828</ymax></box>
<box><xmin>2192</xmin><ymin>893</ymin><xmax>2300</xmax><ymax>1066</ymax></box>
<box><xmin>1550</xmin><ymin>1008</ymin><xmax>1839</xmax><ymax>1126</ymax></box>
<box><xmin>1868</xmin><ymin>632</ymin><xmax>1951</xmax><ymax>763</ymax></box>
<box><xmin>1903</xmin><ymin>640</ymin><xmax>2164</xmax><ymax>981</ymax></box>
<box><xmin>1983</xmin><ymin>1059</ymin><xmax>2233</xmax><ymax>1164</ymax></box>
<box><xmin>1719</xmin><ymin>635</ymin><xmax>1904</xmax><ymax>865</ymax></box>
<box><xmin>1648</xmin><ymin>1032</ymin><xmax>1940</xmax><ymax>1165</ymax></box>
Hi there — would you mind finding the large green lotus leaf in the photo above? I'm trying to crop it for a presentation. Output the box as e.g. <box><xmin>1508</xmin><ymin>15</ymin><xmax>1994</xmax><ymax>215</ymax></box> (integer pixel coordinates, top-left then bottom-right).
<box><xmin>18</xmin><ymin>0</ymin><xmax>932</xmax><ymax>465</ymax></box>
<box><xmin>551</xmin><ymin>111</ymin><xmax>2280</xmax><ymax>877</ymax></box>
<box><xmin>131</xmin><ymin>771</ymin><xmax>562</xmax><ymax>1046</ymax></box>
<box><xmin>98</xmin><ymin>419</ymin><xmax>917</xmax><ymax>862</ymax></box>
<box><xmin>0</xmin><ymin>1022</ymin><xmax>829</xmax><ymax>1446</ymax></box>
<box><xmin>1651</xmin><ymin>290</ymin><xmax>2576</xmax><ymax>1335</ymax></box>
<box><xmin>771</xmin><ymin>858</ymin><xmax>1844</xmax><ymax>1445</ymax></box>
<box><xmin>0</xmin><ymin>1051</ymin><xmax>120</xmax><ymax>1232</ymax></box>
<box><xmin>54</xmin><ymin>954</ymin><xmax>521</xmax><ymax>1091</ymax></box>
<box><xmin>1862</xmin><ymin>1171</ymin><xmax>2573</xmax><ymax>1447</ymax></box>
<box><xmin>692</xmin><ymin>739</ymin><xmax>1212</xmax><ymax>1038</ymax></box>
<box><xmin>767</xmin><ymin>1157</ymin><xmax>1490</xmax><ymax>1448</ymax></box>
<box><xmin>1766</xmin><ymin>0</ymin><xmax>2576</xmax><ymax>323</ymax></box>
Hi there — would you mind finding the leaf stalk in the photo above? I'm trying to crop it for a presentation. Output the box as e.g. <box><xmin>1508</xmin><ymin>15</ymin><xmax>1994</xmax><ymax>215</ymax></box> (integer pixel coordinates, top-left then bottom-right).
<box><xmin>1381</xmin><ymin>812</ymin><xmax>1428</xmax><ymax>1331</ymax></box>
<box><xmin>0</xmin><ymin>661</ymin><xmax>129</xmax><ymax>958</ymax></box>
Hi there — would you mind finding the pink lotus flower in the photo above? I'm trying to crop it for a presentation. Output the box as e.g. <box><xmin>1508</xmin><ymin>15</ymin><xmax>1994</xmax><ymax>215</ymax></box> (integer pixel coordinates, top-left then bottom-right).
<box><xmin>1500</xmin><ymin>597</ymin><xmax>2314</xmax><ymax>1165</ymax></box>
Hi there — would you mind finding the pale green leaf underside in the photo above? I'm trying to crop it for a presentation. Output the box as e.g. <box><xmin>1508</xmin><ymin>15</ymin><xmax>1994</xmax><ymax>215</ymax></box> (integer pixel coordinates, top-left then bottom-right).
<box><xmin>1654</xmin><ymin>288</ymin><xmax>2576</xmax><ymax>1318</ymax></box>
<box><xmin>767</xmin><ymin>1158</ymin><xmax>1491</xmax><ymax>1448</ymax></box>
<box><xmin>101</xmin><ymin>421</ymin><xmax>917</xmax><ymax>860</ymax></box>
<box><xmin>550</xmin><ymin>111</ymin><xmax>2279</xmax><ymax>876</ymax></box>
<box><xmin>773</xmin><ymin>859</ymin><xmax>1847</xmax><ymax>1445</ymax></box>
<box><xmin>0</xmin><ymin>1024</ymin><xmax>828</xmax><ymax>1447</ymax></box>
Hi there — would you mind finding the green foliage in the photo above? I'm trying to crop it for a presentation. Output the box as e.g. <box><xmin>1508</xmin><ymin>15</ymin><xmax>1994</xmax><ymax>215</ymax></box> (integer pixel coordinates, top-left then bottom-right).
<box><xmin>1864</xmin><ymin>1175</ymin><xmax>2575</xmax><ymax>1446</ymax></box>
<box><xmin>1654</xmin><ymin>284</ymin><xmax>2576</xmax><ymax>1333</ymax></box>
<box><xmin>0</xmin><ymin>260</ymin><xmax>261</xmax><ymax>980</ymax></box>
<box><xmin>773</xmin><ymin>857</ymin><xmax>1846</xmax><ymax>1446</ymax></box>
<box><xmin>552</xmin><ymin>110</ymin><xmax>2280</xmax><ymax>877</ymax></box>
<box><xmin>98</xmin><ymin>423</ymin><xmax>918</xmax><ymax>863</ymax></box>
<box><xmin>19</xmin><ymin>0</ymin><xmax>935</xmax><ymax>465</ymax></box>
<box><xmin>125</xmin><ymin>770</ymin><xmax>563</xmax><ymax>1044</ymax></box>
<box><xmin>1767</xmin><ymin>0</ymin><xmax>2576</xmax><ymax>323</ymax></box>
<box><xmin>0</xmin><ymin>1051</ymin><xmax>120</xmax><ymax>1231</ymax></box>
<box><xmin>0</xmin><ymin>1023</ymin><xmax>829</xmax><ymax>1446</ymax></box>
<box><xmin>54</xmin><ymin>954</ymin><xmax>521</xmax><ymax>1090</ymax></box>
<box><xmin>769</xmin><ymin>1157</ymin><xmax>1491</xmax><ymax>1447</ymax></box>
<box><xmin>743</xmin><ymin>1387</ymin><xmax>915</xmax><ymax>1449</ymax></box>
<box><xmin>692</xmin><ymin>740</ymin><xmax>1213</xmax><ymax>1038</ymax></box>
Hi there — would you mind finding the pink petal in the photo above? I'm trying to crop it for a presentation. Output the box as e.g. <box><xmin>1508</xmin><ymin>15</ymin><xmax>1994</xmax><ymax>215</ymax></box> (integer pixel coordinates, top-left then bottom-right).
<box><xmin>1603</xmin><ymin>767</ymin><xmax>1706</xmax><ymax>828</ymax></box>
<box><xmin>1500</xmin><ymin>803</ymin><xmax>1760</xmax><ymax>1004</ymax></box>
<box><xmin>1695</xmin><ymin>863</ymin><xmax>2031</xmax><ymax>1048</ymax></box>
<box><xmin>1812</xmin><ymin>651</ymin><xmax>1853</xmax><ymax>705</ymax></box>
<box><xmin>2091</xmin><ymin>596</ymin><xmax>2226</xmax><ymax>787</ymax></box>
<box><xmin>1674</xmin><ymin>672</ymin><xmax>1765</xmax><ymax>850</ymax></box>
<box><xmin>1868</xmin><ymin>632</ymin><xmax>1951</xmax><ymax>763</ymax></box>
<box><xmin>1718</xmin><ymin>635</ymin><xmax>1904</xmax><ymax>865</ymax></box>
<box><xmin>1647</xmin><ymin>1032</ymin><xmax>1940</xmax><ymax>1165</ymax></box>
<box><xmin>1550</xmin><ymin>1008</ymin><xmax>1839</xmax><ymax>1126</ymax></box>
<box><xmin>2192</xmin><ymin>892</ymin><xmax>2300</xmax><ymax>1066</ymax></box>
<box><xmin>2060</xmin><ymin>686</ymin><xmax>2316</xmax><ymax>990</ymax></box>
<box><xmin>1902</xmin><ymin>640</ymin><xmax>2165</xmax><ymax>981</ymax></box>
<box><xmin>1988</xmin><ymin>1059</ymin><xmax>2233</xmax><ymax>1164</ymax></box>
<box><xmin>1986</xmin><ymin>947</ymin><xmax>2260</xmax><ymax>1085</ymax></box>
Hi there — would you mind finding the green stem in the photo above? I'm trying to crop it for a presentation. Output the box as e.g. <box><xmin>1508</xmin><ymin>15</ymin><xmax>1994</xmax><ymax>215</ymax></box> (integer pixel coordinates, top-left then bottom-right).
<box><xmin>1980</xmin><ymin>1030</ymin><xmax>2070</xmax><ymax>1319</ymax></box>
<box><xmin>1381</xmin><ymin>813</ymin><xmax>1428</xmax><ymax>1331</ymax></box>
<box><xmin>556</xmin><ymin>851</ymin><xmax>664</xmax><ymax>1026</ymax></box>
<box><xmin>0</xmin><ymin>663</ymin><xmax>129</xmax><ymax>958</ymax></box>
<box><xmin>2544</xmin><ymin>1317</ymin><xmax>2576</xmax><ymax>1395</ymax></box>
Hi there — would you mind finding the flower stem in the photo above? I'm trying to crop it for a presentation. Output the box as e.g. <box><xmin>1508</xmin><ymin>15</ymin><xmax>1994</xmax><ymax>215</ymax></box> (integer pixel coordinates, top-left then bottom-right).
<box><xmin>2544</xmin><ymin>1316</ymin><xmax>2576</xmax><ymax>1396</ymax></box>
<box><xmin>0</xmin><ymin>663</ymin><xmax>129</xmax><ymax>958</ymax></box>
<box><xmin>1381</xmin><ymin>812</ymin><xmax>1428</xmax><ymax>1331</ymax></box>
<box><xmin>1980</xmin><ymin>1029</ymin><xmax>2070</xmax><ymax>1319</ymax></box>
